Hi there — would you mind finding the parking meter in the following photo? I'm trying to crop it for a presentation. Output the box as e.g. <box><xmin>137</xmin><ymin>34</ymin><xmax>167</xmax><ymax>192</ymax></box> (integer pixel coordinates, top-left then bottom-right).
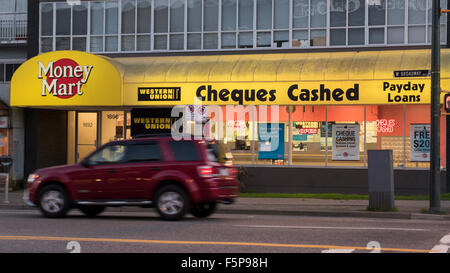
<box><xmin>0</xmin><ymin>156</ymin><xmax>12</xmax><ymax>173</ymax></box>
<box><xmin>0</xmin><ymin>156</ymin><xmax>12</xmax><ymax>204</ymax></box>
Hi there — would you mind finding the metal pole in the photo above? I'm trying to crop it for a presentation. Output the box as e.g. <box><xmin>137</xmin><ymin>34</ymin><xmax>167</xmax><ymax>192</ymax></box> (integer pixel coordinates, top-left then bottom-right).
<box><xmin>4</xmin><ymin>173</ymin><xmax>9</xmax><ymax>204</ymax></box>
<box><xmin>251</xmin><ymin>106</ymin><xmax>255</xmax><ymax>165</ymax></box>
<box><xmin>364</xmin><ymin>106</ymin><xmax>366</xmax><ymax>168</ymax></box>
<box><xmin>288</xmin><ymin>108</ymin><xmax>292</xmax><ymax>166</ymax></box>
<box><xmin>325</xmin><ymin>106</ymin><xmax>328</xmax><ymax>167</ymax></box>
<box><xmin>430</xmin><ymin>0</ymin><xmax>441</xmax><ymax>213</ymax></box>
<box><xmin>403</xmin><ymin>105</ymin><xmax>406</xmax><ymax>168</ymax></box>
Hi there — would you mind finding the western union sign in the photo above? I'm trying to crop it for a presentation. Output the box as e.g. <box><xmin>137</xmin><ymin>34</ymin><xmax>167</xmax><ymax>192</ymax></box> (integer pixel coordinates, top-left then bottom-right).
<box><xmin>138</xmin><ymin>87</ymin><xmax>181</xmax><ymax>101</ymax></box>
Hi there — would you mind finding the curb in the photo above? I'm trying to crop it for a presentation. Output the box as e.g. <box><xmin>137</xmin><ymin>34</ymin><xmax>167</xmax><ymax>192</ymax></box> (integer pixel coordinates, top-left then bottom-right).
<box><xmin>1</xmin><ymin>204</ymin><xmax>448</xmax><ymax>221</ymax></box>
<box><xmin>218</xmin><ymin>208</ymin><xmax>413</xmax><ymax>220</ymax></box>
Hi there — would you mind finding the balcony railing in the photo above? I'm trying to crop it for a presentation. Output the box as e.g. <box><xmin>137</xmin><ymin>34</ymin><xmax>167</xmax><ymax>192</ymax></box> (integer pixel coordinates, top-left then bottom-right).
<box><xmin>0</xmin><ymin>13</ymin><xmax>27</xmax><ymax>44</ymax></box>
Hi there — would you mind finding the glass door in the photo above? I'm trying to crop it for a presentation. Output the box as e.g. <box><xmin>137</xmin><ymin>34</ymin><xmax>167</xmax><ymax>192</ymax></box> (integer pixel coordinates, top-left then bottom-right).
<box><xmin>76</xmin><ymin>112</ymin><xmax>98</xmax><ymax>162</ymax></box>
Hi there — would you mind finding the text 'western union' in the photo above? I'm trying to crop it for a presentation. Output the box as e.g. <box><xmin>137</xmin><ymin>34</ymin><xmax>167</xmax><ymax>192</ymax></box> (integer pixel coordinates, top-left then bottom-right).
<box><xmin>133</xmin><ymin>117</ymin><xmax>173</xmax><ymax>129</ymax></box>
<box><xmin>138</xmin><ymin>88</ymin><xmax>181</xmax><ymax>101</ymax></box>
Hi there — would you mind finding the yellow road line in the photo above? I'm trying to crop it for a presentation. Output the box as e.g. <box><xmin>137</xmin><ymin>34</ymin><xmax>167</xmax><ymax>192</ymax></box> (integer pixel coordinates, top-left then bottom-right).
<box><xmin>0</xmin><ymin>235</ymin><xmax>437</xmax><ymax>253</ymax></box>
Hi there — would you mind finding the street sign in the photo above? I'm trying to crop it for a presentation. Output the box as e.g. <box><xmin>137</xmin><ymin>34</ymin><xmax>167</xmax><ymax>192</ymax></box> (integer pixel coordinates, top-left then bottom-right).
<box><xmin>393</xmin><ymin>70</ymin><xmax>430</xmax><ymax>78</ymax></box>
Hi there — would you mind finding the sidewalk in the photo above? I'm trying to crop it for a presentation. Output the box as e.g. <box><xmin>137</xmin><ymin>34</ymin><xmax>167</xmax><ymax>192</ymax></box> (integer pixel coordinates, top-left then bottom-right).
<box><xmin>1</xmin><ymin>190</ymin><xmax>449</xmax><ymax>220</ymax></box>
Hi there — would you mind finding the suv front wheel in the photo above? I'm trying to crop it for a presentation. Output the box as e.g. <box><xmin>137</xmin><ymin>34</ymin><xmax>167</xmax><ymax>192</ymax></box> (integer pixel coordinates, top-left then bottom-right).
<box><xmin>37</xmin><ymin>184</ymin><xmax>71</xmax><ymax>218</ymax></box>
<box><xmin>155</xmin><ymin>185</ymin><xmax>190</xmax><ymax>221</ymax></box>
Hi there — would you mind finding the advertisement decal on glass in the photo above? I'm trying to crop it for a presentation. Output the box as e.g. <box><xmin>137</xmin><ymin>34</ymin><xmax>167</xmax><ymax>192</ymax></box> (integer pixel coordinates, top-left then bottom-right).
<box><xmin>258</xmin><ymin>123</ymin><xmax>285</xmax><ymax>160</ymax></box>
<box><xmin>332</xmin><ymin>124</ymin><xmax>360</xmax><ymax>161</ymax></box>
<box><xmin>410</xmin><ymin>124</ymin><xmax>430</xmax><ymax>162</ymax></box>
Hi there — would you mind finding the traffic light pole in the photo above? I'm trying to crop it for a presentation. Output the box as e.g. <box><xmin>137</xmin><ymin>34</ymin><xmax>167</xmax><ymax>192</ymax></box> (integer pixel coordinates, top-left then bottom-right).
<box><xmin>430</xmin><ymin>0</ymin><xmax>441</xmax><ymax>213</ymax></box>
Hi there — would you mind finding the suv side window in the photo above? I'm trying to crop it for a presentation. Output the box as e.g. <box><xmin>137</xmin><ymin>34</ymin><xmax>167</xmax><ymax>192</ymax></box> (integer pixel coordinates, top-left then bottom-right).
<box><xmin>88</xmin><ymin>145</ymin><xmax>126</xmax><ymax>164</ymax></box>
<box><xmin>126</xmin><ymin>142</ymin><xmax>162</xmax><ymax>162</ymax></box>
<box><xmin>169</xmin><ymin>141</ymin><xmax>201</xmax><ymax>161</ymax></box>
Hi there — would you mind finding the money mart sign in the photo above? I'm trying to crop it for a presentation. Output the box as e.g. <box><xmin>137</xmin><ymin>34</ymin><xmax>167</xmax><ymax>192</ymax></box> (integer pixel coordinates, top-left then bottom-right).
<box><xmin>38</xmin><ymin>59</ymin><xmax>93</xmax><ymax>98</ymax></box>
<box><xmin>11</xmin><ymin>50</ymin><xmax>122</xmax><ymax>107</ymax></box>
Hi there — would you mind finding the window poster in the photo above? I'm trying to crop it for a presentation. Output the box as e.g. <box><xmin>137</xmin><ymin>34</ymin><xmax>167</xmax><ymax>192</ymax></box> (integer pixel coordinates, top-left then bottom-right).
<box><xmin>258</xmin><ymin>123</ymin><xmax>285</xmax><ymax>160</ymax></box>
<box><xmin>332</xmin><ymin>124</ymin><xmax>360</xmax><ymax>161</ymax></box>
<box><xmin>410</xmin><ymin>124</ymin><xmax>430</xmax><ymax>162</ymax></box>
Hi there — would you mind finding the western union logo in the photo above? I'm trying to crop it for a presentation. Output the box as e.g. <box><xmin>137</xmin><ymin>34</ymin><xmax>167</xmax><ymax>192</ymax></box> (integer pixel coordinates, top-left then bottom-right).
<box><xmin>138</xmin><ymin>87</ymin><xmax>181</xmax><ymax>101</ymax></box>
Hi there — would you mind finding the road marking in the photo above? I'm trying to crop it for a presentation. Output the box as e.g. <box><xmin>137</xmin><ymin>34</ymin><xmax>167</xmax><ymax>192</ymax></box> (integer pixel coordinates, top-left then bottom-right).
<box><xmin>321</xmin><ymin>248</ymin><xmax>355</xmax><ymax>253</ymax></box>
<box><xmin>430</xmin><ymin>245</ymin><xmax>449</xmax><ymax>253</ymax></box>
<box><xmin>430</xmin><ymin>232</ymin><xmax>450</xmax><ymax>253</ymax></box>
<box><xmin>0</xmin><ymin>235</ymin><xmax>437</xmax><ymax>253</ymax></box>
<box><xmin>234</xmin><ymin>224</ymin><xmax>426</xmax><ymax>232</ymax></box>
<box><xmin>439</xmin><ymin>234</ymin><xmax>450</xmax><ymax>245</ymax></box>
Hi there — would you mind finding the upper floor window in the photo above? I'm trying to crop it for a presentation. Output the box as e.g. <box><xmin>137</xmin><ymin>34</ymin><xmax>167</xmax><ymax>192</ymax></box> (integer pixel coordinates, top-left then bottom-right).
<box><xmin>0</xmin><ymin>0</ymin><xmax>27</xmax><ymax>42</ymax></box>
<box><xmin>0</xmin><ymin>63</ymin><xmax>22</xmax><ymax>83</ymax></box>
<box><xmin>39</xmin><ymin>0</ymin><xmax>448</xmax><ymax>53</ymax></box>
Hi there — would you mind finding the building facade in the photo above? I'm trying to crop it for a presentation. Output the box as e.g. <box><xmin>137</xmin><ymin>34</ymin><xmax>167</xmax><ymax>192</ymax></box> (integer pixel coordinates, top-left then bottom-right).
<box><xmin>10</xmin><ymin>0</ymin><xmax>450</xmax><ymax>194</ymax></box>
<box><xmin>0</xmin><ymin>0</ymin><xmax>27</xmax><ymax>185</ymax></box>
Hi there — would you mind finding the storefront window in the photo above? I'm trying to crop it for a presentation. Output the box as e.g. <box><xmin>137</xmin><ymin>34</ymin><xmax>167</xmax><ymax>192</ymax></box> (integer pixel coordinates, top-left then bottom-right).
<box><xmin>63</xmin><ymin>105</ymin><xmax>445</xmax><ymax>170</ymax></box>
<box><xmin>101</xmin><ymin>111</ymin><xmax>125</xmax><ymax>145</ymax></box>
<box><xmin>0</xmin><ymin>129</ymin><xmax>8</xmax><ymax>156</ymax></box>
<box><xmin>212</xmin><ymin>104</ymin><xmax>445</xmax><ymax>169</ymax></box>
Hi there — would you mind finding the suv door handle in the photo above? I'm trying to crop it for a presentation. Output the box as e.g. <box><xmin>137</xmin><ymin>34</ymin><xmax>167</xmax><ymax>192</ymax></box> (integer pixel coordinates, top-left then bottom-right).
<box><xmin>149</xmin><ymin>167</ymin><xmax>161</xmax><ymax>171</ymax></box>
<box><xmin>107</xmin><ymin>169</ymin><xmax>117</xmax><ymax>173</ymax></box>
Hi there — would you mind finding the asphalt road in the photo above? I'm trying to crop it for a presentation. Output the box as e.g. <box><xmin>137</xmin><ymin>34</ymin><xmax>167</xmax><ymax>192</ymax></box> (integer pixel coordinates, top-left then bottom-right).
<box><xmin>0</xmin><ymin>208</ymin><xmax>449</xmax><ymax>254</ymax></box>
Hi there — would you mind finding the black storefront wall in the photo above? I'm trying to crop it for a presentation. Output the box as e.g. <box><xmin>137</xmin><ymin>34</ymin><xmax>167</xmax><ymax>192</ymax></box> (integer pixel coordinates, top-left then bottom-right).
<box><xmin>24</xmin><ymin>109</ymin><xmax>67</xmax><ymax>176</ymax></box>
<box><xmin>240</xmin><ymin>166</ymin><xmax>448</xmax><ymax>196</ymax></box>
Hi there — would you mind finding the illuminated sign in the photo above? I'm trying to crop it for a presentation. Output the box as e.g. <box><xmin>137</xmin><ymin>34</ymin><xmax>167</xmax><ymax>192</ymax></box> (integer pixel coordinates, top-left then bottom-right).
<box><xmin>298</xmin><ymin>128</ymin><xmax>318</xmax><ymax>134</ymax></box>
<box><xmin>376</xmin><ymin>119</ymin><xmax>395</xmax><ymax>133</ymax></box>
<box><xmin>293</xmin><ymin>122</ymin><xmax>319</xmax><ymax>135</ymax></box>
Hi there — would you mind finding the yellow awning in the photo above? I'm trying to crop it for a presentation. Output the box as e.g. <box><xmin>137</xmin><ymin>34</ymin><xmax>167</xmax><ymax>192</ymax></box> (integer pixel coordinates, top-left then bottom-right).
<box><xmin>110</xmin><ymin>49</ymin><xmax>448</xmax><ymax>106</ymax></box>
<box><xmin>110</xmin><ymin>49</ymin><xmax>450</xmax><ymax>83</ymax></box>
<box><xmin>10</xmin><ymin>49</ymin><xmax>449</xmax><ymax>107</ymax></box>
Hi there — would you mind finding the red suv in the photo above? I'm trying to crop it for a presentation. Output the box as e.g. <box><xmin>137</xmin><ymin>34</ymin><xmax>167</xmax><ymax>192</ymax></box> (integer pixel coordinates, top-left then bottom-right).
<box><xmin>24</xmin><ymin>136</ymin><xmax>239</xmax><ymax>220</ymax></box>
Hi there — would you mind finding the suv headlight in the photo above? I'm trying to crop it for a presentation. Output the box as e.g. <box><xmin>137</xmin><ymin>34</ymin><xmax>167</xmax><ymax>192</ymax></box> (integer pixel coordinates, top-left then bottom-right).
<box><xmin>27</xmin><ymin>174</ymin><xmax>39</xmax><ymax>184</ymax></box>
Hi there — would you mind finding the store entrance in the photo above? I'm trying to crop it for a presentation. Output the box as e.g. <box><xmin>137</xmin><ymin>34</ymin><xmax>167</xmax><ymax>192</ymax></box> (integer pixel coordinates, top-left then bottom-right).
<box><xmin>70</xmin><ymin>111</ymin><xmax>130</xmax><ymax>164</ymax></box>
<box><xmin>76</xmin><ymin>112</ymin><xmax>98</xmax><ymax>162</ymax></box>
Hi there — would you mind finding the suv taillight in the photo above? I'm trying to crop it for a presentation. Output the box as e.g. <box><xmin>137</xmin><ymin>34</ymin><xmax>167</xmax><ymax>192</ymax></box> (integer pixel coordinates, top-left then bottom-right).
<box><xmin>230</xmin><ymin>167</ymin><xmax>238</xmax><ymax>178</ymax></box>
<box><xmin>197</xmin><ymin>166</ymin><xmax>215</xmax><ymax>178</ymax></box>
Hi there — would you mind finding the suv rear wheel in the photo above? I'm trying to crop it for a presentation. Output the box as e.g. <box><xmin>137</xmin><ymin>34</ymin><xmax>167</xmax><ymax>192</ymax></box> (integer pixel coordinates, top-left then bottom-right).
<box><xmin>155</xmin><ymin>185</ymin><xmax>189</xmax><ymax>221</ymax></box>
<box><xmin>37</xmin><ymin>184</ymin><xmax>71</xmax><ymax>218</ymax></box>
<box><xmin>191</xmin><ymin>202</ymin><xmax>217</xmax><ymax>218</ymax></box>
